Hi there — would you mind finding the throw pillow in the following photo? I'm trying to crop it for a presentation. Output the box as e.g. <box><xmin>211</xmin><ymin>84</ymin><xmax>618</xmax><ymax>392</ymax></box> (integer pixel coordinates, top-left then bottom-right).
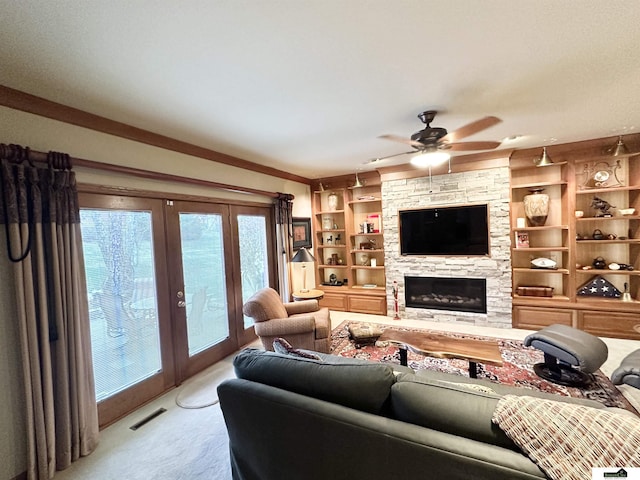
<box><xmin>273</xmin><ymin>337</ymin><xmax>323</xmax><ymax>361</ymax></box>
<box><xmin>492</xmin><ymin>394</ymin><xmax>640</xmax><ymax>480</ymax></box>
<box><xmin>440</xmin><ymin>381</ymin><xmax>496</xmax><ymax>394</ymax></box>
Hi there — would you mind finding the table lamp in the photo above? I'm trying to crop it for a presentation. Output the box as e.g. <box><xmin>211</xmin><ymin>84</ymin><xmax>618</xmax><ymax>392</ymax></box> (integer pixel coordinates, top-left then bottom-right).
<box><xmin>291</xmin><ymin>247</ymin><xmax>316</xmax><ymax>293</ymax></box>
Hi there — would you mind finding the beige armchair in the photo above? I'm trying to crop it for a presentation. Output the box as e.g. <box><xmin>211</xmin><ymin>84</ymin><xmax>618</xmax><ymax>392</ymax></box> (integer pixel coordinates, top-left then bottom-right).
<box><xmin>243</xmin><ymin>287</ymin><xmax>331</xmax><ymax>353</ymax></box>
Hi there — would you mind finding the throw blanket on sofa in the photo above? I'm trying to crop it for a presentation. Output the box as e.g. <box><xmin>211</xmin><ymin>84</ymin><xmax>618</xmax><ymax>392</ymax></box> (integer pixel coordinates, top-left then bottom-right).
<box><xmin>492</xmin><ymin>395</ymin><xmax>640</xmax><ymax>480</ymax></box>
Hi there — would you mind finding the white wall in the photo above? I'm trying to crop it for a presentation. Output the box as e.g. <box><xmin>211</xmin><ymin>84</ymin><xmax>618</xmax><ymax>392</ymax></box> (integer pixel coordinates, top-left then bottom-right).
<box><xmin>0</xmin><ymin>106</ymin><xmax>312</xmax><ymax>479</ymax></box>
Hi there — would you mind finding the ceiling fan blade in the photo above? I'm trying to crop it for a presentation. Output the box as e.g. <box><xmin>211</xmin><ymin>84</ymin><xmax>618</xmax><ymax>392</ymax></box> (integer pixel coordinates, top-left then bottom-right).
<box><xmin>364</xmin><ymin>150</ymin><xmax>417</xmax><ymax>164</ymax></box>
<box><xmin>378</xmin><ymin>134</ymin><xmax>425</xmax><ymax>148</ymax></box>
<box><xmin>445</xmin><ymin>141</ymin><xmax>502</xmax><ymax>151</ymax></box>
<box><xmin>439</xmin><ymin>116</ymin><xmax>501</xmax><ymax>143</ymax></box>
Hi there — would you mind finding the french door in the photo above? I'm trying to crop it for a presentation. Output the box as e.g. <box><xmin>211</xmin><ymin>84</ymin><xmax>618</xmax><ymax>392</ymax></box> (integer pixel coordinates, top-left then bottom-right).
<box><xmin>79</xmin><ymin>193</ymin><xmax>274</xmax><ymax>426</ymax></box>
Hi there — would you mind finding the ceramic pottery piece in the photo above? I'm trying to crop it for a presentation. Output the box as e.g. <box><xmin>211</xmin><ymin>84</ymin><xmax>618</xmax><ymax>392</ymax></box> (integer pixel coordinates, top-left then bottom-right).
<box><xmin>327</xmin><ymin>193</ymin><xmax>339</xmax><ymax>211</ymax></box>
<box><xmin>592</xmin><ymin>256</ymin><xmax>606</xmax><ymax>269</ymax></box>
<box><xmin>523</xmin><ymin>188</ymin><xmax>549</xmax><ymax>226</ymax></box>
<box><xmin>531</xmin><ymin>257</ymin><xmax>557</xmax><ymax>269</ymax></box>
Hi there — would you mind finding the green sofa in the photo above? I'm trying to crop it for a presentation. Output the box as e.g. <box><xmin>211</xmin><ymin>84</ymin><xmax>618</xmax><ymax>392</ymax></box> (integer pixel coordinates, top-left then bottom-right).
<box><xmin>217</xmin><ymin>348</ymin><xmax>607</xmax><ymax>480</ymax></box>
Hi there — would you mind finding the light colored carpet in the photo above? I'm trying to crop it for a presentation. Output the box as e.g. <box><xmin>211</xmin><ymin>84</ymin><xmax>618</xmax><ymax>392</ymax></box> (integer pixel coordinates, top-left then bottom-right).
<box><xmin>175</xmin><ymin>361</ymin><xmax>237</xmax><ymax>409</ymax></box>
<box><xmin>52</xmin><ymin>353</ymin><xmax>248</xmax><ymax>479</ymax></box>
<box><xmin>54</xmin><ymin>401</ymin><xmax>232</xmax><ymax>480</ymax></box>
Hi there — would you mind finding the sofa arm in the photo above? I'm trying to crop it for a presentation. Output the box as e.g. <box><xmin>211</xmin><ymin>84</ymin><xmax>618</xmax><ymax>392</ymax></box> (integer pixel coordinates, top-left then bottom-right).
<box><xmin>284</xmin><ymin>300</ymin><xmax>319</xmax><ymax>315</ymax></box>
<box><xmin>254</xmin><ymin>316</ymin><xmax>315</xmax><ymax>337</ymax></box>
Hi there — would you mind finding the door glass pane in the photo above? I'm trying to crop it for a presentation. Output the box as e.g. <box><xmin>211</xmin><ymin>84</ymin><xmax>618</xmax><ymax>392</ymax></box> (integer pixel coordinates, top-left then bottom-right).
<box><xmin>180</xmin><ymin>213</ymin><xmax>229</xmax><ymax>356</ymax></box>
<box><xmin>80</xmin><ymin>209</ymin><xmax>161</xmax><ymax>402</ymax></box>
<box><xmin>238</xmin><ymin>214</ymin><xmax>270</xmax><ymax>329</ymax></box>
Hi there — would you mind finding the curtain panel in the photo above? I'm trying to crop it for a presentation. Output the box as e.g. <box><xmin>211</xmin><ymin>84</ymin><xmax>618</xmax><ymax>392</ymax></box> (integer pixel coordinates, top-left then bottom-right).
<box><xmin>0</xmin><ymin>144</ymin><xmax>98</xmax><ymax>479</ymax></box>
<box><xmin>275</xmin><ymin>193</ymin><xmax>294</xmax><ymax>300</ymax></box>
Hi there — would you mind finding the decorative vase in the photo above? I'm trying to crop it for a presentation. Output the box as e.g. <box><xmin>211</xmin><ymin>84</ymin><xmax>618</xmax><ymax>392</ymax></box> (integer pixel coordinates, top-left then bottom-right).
<box><xmin>327</xmin><ymin>192</ymin><xmax>338</xmax><ymax>211</ymax></box>
<box><xmin>523</xmin><ymin>188</ymin><xmax>549</xmax><ymax>226</ymax></box>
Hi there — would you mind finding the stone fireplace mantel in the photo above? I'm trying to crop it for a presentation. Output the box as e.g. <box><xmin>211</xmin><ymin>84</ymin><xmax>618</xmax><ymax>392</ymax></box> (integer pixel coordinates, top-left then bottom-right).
<box><xmin>382</xmin><ymin>166</ymin><xmax>512</xmax><ymax>328</ymax></box>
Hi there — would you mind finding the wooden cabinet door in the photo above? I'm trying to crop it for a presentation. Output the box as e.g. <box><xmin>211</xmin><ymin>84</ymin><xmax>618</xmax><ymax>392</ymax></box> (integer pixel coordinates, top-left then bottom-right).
<box><xmin>578</xmin><ymin>311</ymin><xmax>640</xmax><ymax>340</ymax></box>
<box><xmin>319</xmin><ymin>292</ymin><xmax>348</xmax><ymax>311</ymax></box>
<box><xmin>348</xmin><ymin>294</ymin><xmax>386</xmax><ymax>315</ymax></box>
<box><xmin>513</xmin><ymin>306</ymin><xmax>574</xmax><ymax>330</ymax></box>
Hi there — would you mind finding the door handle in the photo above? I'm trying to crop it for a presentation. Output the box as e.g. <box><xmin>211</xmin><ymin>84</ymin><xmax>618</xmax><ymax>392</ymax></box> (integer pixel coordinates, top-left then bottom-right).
<box><xmin>177</xmin><ymin>300</ymin><xmax>186</xmax><ymax>308</ymax></box>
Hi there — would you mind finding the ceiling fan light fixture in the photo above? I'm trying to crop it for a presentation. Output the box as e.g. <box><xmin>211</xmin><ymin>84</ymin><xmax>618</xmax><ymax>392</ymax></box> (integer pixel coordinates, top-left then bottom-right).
<box><xmin>410</xmin><ymin>150</ymin><xmax>451</xmax><ymax>168</ymax></box>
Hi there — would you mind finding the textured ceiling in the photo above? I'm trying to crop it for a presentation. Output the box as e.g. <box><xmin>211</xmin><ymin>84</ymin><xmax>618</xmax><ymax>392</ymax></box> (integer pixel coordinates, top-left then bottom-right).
<box><xmin>1</xmin><ymin>1</ymin><xmax>639</xmax><ymax>179</ymax></box>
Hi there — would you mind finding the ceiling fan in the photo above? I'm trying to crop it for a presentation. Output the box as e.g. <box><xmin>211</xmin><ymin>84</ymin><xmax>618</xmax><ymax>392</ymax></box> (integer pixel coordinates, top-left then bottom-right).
<box><xmin>371</xmin><ymin>110</ymin><xmax>502</xmax><ymax>165</ymax></box>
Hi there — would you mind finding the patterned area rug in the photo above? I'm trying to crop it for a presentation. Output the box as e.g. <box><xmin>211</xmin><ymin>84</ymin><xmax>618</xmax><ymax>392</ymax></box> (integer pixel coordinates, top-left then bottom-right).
<box><xmin>331</xmin><ymin>321</ymin><xmax>637</xmax><ymax>413</ymax></box>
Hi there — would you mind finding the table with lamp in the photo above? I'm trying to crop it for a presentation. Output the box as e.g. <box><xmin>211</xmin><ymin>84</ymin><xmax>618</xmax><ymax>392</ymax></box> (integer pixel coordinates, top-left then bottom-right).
<box><xmin>291</xmin><ymin>247</ymin><xmax>324</xmax><ymax>301</ymax></box>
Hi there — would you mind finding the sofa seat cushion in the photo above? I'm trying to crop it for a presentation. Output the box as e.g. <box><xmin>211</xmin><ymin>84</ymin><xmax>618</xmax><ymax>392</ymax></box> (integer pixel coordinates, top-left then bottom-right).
<box><xmin>492</xmin><ymin>395</ymin><xmax>640</xmax><ymax>480</ymax></box>
<box><xmin>390</xmin><ymin>378</ymin><xmax>518</xmax><ymax>450</ymax></box>
<box><xmin>233</xmin><ymin>348</ymin><xmax>398</xmax><ymax>414</ymax></box>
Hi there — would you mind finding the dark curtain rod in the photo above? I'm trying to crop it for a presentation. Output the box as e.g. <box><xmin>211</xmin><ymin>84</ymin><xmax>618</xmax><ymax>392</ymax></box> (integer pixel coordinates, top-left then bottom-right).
<box><xmin>0</xmin><ymin>143</ymin><xmax>282</xmax><ymax>199</ymax></box>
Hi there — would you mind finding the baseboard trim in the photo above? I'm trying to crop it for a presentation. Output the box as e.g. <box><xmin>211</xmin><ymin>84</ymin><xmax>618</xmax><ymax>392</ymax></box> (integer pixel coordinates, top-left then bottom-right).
<box><xmin>11</xmin><ymin>471</ymin><xmax>27</xmax><ymax>480</ymax></box>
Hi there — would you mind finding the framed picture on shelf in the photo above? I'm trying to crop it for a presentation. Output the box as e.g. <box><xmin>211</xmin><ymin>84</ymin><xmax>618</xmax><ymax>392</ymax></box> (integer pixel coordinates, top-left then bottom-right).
<box><xmin>292</xmin><ymin>217</ymin><xmax>312</xmax><ymax>250</ymax></box>
<box><xmin>515</xmin><ymin>231</ymin><xmax>530</xmax><ymax>248</ymax></box>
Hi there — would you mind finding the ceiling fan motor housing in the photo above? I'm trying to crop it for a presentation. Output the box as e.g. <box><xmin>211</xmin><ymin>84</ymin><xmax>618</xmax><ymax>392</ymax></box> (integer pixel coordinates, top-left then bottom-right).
<box><xmin>411</xmin><ymin>127</ymin><xmax>448</xmax><ymax>146</ymax></box>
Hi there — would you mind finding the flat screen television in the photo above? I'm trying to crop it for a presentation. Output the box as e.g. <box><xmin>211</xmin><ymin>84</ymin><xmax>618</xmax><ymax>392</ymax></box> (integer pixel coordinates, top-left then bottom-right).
<box><xmin>399</xmin><ymin>204</ymin><xmax>489</xmax><ymax>256</ymax></box>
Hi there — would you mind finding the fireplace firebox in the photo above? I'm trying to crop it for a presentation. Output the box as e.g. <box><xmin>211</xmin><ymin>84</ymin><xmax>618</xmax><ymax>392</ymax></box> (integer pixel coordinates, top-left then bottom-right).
<box><xmin>404</xmin><ymin>276</ymin><xmax>487</xmax><ymax>314</ymax></box>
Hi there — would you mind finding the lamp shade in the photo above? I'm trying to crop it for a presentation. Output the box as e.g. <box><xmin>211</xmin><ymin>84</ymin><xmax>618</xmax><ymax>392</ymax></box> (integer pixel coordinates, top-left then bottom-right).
<box><xmin>291</xmin><ymin>247</ymin><xmax>315</xmax><ymax>263</ymax></box>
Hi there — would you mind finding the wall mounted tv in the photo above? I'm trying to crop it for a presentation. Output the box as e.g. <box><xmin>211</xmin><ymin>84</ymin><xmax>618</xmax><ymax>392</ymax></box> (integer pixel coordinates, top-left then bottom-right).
<box><xmin>399</xmin><ymin>204</ymin><xmax>490</xmax><ymax>256</ymax></box>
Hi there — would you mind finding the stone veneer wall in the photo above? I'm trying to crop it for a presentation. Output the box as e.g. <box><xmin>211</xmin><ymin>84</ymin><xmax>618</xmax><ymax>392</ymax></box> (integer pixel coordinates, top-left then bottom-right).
<box><xmin>382</xmin><ymin>166</ymin><xmax>512</xmax><ymax>328</ymax></box>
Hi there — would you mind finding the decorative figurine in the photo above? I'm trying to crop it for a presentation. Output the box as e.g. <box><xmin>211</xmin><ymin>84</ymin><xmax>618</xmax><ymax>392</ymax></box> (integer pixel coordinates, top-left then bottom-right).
<box><xmin>392</xmin><ymin>280</ymin><xmax>400</xmax><ymax>320</ymax></box>
<box><xmin>591</xmin><ymin>196</ymin><xmax>615</xmax><ymax>217</ymax></box>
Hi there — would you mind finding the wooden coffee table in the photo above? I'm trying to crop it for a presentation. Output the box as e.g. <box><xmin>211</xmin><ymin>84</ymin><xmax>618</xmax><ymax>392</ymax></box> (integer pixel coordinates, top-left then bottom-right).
<box><xmin>377</xmin><ymin>329</ymin><xmax>503</xmax><ymax>378</ymax></box>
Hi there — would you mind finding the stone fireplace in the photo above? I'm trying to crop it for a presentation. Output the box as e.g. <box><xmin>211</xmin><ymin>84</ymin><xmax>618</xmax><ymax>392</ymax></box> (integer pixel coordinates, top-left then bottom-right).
<box><xmin>405</xmin><ymin>276</ymin><xmax>487</xmax><ymax>314</ymax></box>
<box><xmin>381</xmin><ymin>166</ymin><xmax>512</xmax><ymax>328</ymax></box>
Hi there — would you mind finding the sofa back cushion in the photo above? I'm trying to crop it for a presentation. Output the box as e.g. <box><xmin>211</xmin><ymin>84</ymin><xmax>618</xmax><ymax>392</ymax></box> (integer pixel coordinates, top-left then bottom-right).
<box><xmin>242</xmin><ymin>287</ymin><xmax>288</xmax><ymax>322</ymax></box>
<box><xmin>390</xmin><ymin>378</ymin><xmax>518</xmax><ymax>450</ymax></box>
<box><xmin>233</xmin><ymin>348</ymin><xmax>397</xmax><ymax>413</ymax></box>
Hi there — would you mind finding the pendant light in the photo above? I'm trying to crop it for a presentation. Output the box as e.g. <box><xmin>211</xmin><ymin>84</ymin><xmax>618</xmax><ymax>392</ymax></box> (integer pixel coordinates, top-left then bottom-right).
<box><xmin>611</xmin><ymin>136</ymin><xmax>629</xmax><ymax>157</ymax></box>
<box><xmin>535</xmin><ymin>147</ymin><xmax>554</xmax><ymax>167</ymax></box>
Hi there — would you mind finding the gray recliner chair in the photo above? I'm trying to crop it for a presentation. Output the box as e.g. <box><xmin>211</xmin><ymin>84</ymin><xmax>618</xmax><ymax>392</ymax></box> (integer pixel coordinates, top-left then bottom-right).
<box><xmin>611</xmin><ymin>349</ymin><xmax>640</xmax><ymax>389</ymax></box>
<box><xmin>524</xmin><ymin>324</ymin><xmax>608</xmax><ymax>387</ymax></box>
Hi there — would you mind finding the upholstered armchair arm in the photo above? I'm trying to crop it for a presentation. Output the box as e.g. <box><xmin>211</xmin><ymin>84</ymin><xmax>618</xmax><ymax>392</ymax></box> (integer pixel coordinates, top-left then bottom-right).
<box><xmin>253</xmin><ymin>316</ymin><xmax>316</xmax><ymax>337</ymax></box>
<box><xmin>284</xmin><ymin>300</ymin><xmax>319</xmax><ymax>315</ymax></box>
